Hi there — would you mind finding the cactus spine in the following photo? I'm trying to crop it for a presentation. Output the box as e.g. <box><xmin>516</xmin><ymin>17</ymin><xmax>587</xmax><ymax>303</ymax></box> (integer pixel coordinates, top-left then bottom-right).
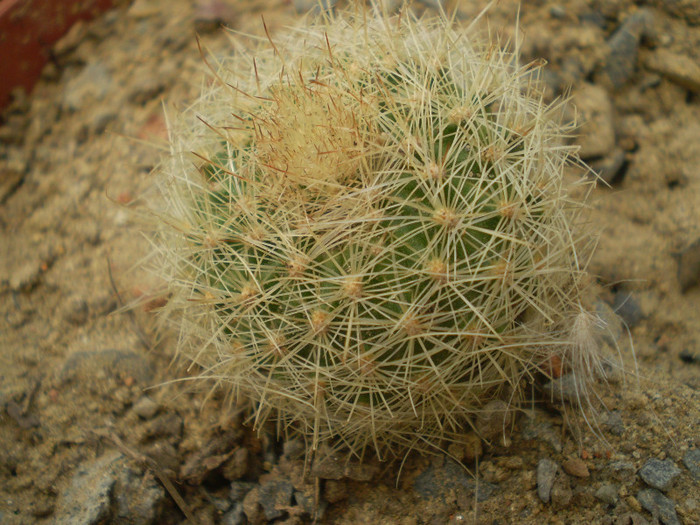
<box><xmin>151</xmin><ymin>4</ymin><xmax>601</xmax><ymax>459</ymax></box>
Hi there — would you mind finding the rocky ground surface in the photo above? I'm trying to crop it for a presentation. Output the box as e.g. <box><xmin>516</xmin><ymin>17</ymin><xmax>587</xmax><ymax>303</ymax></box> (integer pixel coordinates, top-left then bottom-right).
<box><xmin>1</xmin><ymin>0</ymin><xmax>699</xmax><ymax>524</ymax></box>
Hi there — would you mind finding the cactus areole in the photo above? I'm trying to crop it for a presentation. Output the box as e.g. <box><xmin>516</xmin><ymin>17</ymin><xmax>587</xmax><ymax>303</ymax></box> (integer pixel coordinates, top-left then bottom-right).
<box><xmin>152</xmin><ymin>6</ymin><xmax>598</xmax><ymax>459</ymax></box>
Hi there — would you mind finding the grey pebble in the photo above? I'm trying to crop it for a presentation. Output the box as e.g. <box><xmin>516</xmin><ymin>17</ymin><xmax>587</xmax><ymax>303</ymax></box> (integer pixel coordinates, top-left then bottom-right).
<box><xmin>53</xmin><ymin>452</ymin><xmax>119</xmax><ymax>525</ymax></box>
<box><xmin>637</xmin><ymin>488</ymin><xmax>680</xmax><ymax>525</ymax></box>
<box><xmin>112</xmin><ymin>463</ymin><xmax>166</xmax><ymax>525</ymax></box>
<box><xmin>604</xmin><ymin>411</ymin><xmax>625</xmax><ymax>436</ymax></box>
<box><xmin>537</xmin><ymin>458</ymin><xmax>559</xmax><ymax>504</ymax></box>
<box><xmin>639</xmin><ymin>459</ymin><xmax>681</xmax><ymax>491</ymax></box>
<box><xmin>132</xmin><ymin>396</ymin><xmax>159</xmax><ymax>419</ymax></box>
<box><xmin>258</xmin><ymin>479</ymin><xmax>294</xmax><ymax>521</ymax></box>
<box><xmin>600</xmin><ymin>9</ymin><xmax>652</xmax><ymax>89</ymax></box>
<box><xmin>606</xmin><ymin>459</ymin><xmax>634</xmax><ymax>481</ymax></box>
<box><xmin>53</xmin><ymin>451</ymin><xmax>165</xmax><ymax>525</ymax></box>
<box><xmin>682</xmin><ymin>449</ymin><xmax>700</xmax><ymax>480</ymax></box>
<box><xmin>595</xmin><ymin>483</ymin><xmax>619</xmax><ymax>505</ymax></box>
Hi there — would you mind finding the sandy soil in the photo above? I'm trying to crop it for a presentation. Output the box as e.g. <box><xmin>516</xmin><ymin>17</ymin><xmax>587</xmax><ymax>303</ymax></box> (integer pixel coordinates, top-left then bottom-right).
<box><xmin>1</xmin><ymin>1</ymin><xmax>699</xmax><ymax>524</ymax></box>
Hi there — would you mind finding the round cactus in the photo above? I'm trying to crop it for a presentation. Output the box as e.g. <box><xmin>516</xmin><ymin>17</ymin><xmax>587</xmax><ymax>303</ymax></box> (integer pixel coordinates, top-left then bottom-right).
<box><xmin>151</xmin><ymin>5</ymin><xmax>602</xmax><ymax>459</ymax></box>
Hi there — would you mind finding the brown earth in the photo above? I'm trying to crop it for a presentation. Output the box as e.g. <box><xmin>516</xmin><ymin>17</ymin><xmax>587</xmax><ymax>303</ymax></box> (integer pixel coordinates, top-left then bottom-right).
<box><xmin>1</xmin><ymin>1</ymin><xmax>699</xmax><ymax>524</ymax></box>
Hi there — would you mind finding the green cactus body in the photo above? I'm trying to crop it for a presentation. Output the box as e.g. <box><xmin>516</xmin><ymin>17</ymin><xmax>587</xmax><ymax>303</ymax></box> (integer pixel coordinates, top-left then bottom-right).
<box><xmin>153</xmin><ymin>6</ymin><xmax>596</xmax><ymax>458</ymax></box>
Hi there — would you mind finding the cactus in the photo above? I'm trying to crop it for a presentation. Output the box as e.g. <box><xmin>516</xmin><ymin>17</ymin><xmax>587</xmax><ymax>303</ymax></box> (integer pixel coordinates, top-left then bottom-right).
<box><xmin>150</xmin><ymin>4</ymin><xmax>604</xmax><ymax>459</ymax></box>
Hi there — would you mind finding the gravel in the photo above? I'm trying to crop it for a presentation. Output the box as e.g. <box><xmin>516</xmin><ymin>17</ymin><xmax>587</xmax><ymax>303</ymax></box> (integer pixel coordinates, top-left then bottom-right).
<box><xmin>536</xmin><ymin>458</ymin><xmax>559</xmax><ymax>504</ymax></box>
<box><xmin>639</xmin><ymin>458</ymin><xmax>681</xmax><ymax>491</ymax></box>
<box><xmin>637</xmin><ymin>488</ymin><xmax>681</xmax><ymax>525</ymax></box>
<box><xmin>682</xmin><ymin>449</ymin><xmax>700</xmax><ymax>480</ymax></box>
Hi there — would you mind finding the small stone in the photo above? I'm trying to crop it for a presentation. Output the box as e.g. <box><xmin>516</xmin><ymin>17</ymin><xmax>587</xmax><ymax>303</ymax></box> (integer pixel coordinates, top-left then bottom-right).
<box><xmin>604</xmin><ymin>411</ymin><xmax>626</xmax><ymax>436</ymax></box>
<box><xmin>599</xmin><ymin>9</ymin><xmax>652</xmax><ymax>89</ymax></box>
<box><xmin>562</xmin><ymin>458</ymin><xmax>590</xmax><ymax>478</ymax></box>
<box><xmin>572</xmin><ymin>83</ymin><xmax>615</xmax><ymax>159</ymax></box>
<box><xmin>607</xmin><ymin>460</ymin><xmax>636</xmax><ymax>481</ymax></box>
<box><xmin>132</xmin><ymin>396</ymin><xmax>159</xmax><ymax>419</ymax></box>
<box><xmin>639</xmin><ymin>458</ymin><xmax>681</xmax><ymax>491</ymax></box>
<box><xmin>637</xmin><ymin>488</ymin><xmax>680</xmax><ymax>525</ymax></box>
<box><xmin>537</xmin><ymin>458</ymin><xmax>559</xmax><ymax>504</ymax></box>
<box><xmin>595</xmin><ymin>484</ymin><xmax>619</xmax><ymax>505</ymax></box>
<box><xmin>323</xmin><ymin>479</ymin><xmax>348</xmax><ymax>503</ymax></box>
<box><xmin>673</xmin><ymin>238</ymin><xmax>700</xmax><ymax>292</ymax></box>
<box><xmin>682</xmin><ymin>449</ymin><xmax>700</xmax><ymax>479</ymax></box>
<box><xmin>113</xmin><ymin>463</ymin><xmax>166</xmax><ymax>524</ymax></box>
<box><xmin>645</xmin><ymin>49</ymin><xmax>700</xmax><ymax>94</ymax></box>
<box><xmin>258</xmin><ymin>479</ymin><xmax>294</xmax><ymax>521</ymax></box>
<box><xmin>242</xmin><ymin>487</ymin><xmax>265</xmax><ymax>525</ymax></box>
<box><xmin>53</xmin><ymin>452</ymin><xmax>120</xmax><ymax>525</ymax></box>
